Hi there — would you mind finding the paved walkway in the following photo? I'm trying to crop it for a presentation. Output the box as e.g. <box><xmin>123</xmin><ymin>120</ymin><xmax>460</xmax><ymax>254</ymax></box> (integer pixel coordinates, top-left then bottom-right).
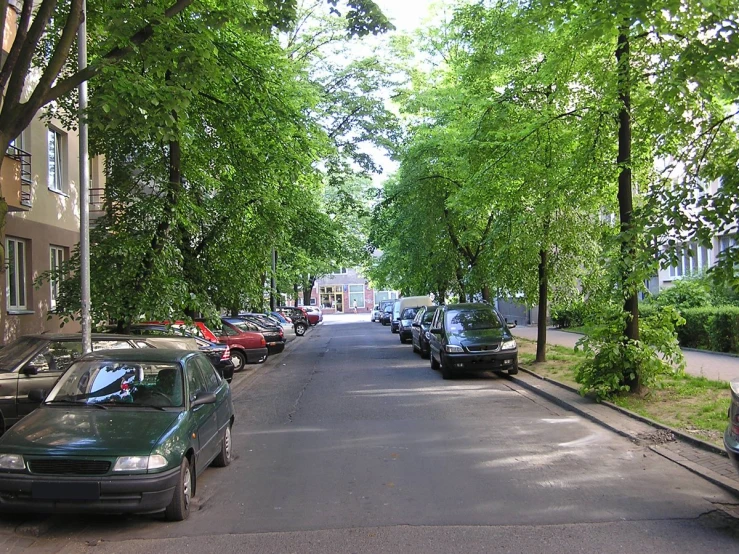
<box><xmin>513</xmin><ymin>325</ymin><xmax>739</xmax><ymax>382</ymax></box>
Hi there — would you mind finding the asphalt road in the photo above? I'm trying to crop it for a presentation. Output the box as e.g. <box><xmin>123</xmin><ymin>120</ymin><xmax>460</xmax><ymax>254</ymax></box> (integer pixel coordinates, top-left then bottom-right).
<box><xmin>4</xmin><ymin>314</ymin><xmax>739</xmax><ymax>552</ymax></box>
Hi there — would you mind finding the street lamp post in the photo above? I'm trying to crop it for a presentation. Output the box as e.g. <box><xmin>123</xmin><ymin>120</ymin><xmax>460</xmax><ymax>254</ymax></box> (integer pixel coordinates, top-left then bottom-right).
<box><xmin>78</xmin><ymin>0</ymin><xmax>91</xmax><ymax>353</ymax></box>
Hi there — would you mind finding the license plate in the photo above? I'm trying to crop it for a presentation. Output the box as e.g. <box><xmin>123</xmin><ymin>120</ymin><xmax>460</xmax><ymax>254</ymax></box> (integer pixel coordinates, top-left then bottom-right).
<box><xmin>32</xmin><ymin>481</ymin><xmax>100</xmax><ymax>501</ymax></box>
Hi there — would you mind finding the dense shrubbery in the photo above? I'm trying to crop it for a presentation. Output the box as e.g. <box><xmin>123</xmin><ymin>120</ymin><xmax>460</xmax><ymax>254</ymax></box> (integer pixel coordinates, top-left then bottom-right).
<box><xmin>652</xmin><ymin>277</ymin><xmax>712</xmax><ymax>310</ymax></box>
<box><xmin>575</xmin><ymin>305</ymin><xmax>685</xmax><ymax>399</ymax></box>
<box><xmin>550</xmin><ymin>300</ymin><xmax>588</xmax><ymax>328</ymax></box>
<box><xmin>677</xmin><ymin>306</ymin><xmax>739</xmax><ymax>354</ymax></box>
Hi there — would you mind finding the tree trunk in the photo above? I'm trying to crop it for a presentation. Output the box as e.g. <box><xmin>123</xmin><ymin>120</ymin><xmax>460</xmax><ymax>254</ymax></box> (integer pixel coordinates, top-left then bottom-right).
<box><xmin>293</xmin><ymin>283</ymin><xmax>299</xmax><ymax>306</ymax></box>
<box><xmin>455</xmin><ymin>268</ymin><xmax>466</xmax><ymax>303</ymax></box>
<box><xmin>302</xmin><ymin>275</ymin><xmax>315</xmax><ymax>307</ymax></box>
<box><xmin>536</xmin><ymin>249</ymin><xmax>548</xmax><ymax>363</ymax></box>
<box><xmin>616</xmin><ymin>23</ymin><xmax>640</xmax><ymax>393</ymax></box>
<box><xmin>482</xmin><ymin>285</ymin><xmax>491</xmax><ymax>303</ymax></box>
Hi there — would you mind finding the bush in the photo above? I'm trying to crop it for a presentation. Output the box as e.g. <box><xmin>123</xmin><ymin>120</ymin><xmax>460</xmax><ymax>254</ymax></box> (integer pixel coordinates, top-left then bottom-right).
<box><xmin>653</xmin><ymin>277</ymin><xmax>712</xmax><ymax>311</ymax></box>
<box><xmin>575</xmin><ymin>305</ymin><xmax>685</xmax><ymax>400</ymax></box>
<box><xmin>551</xmin><ymin>299</ymin><xmax>587</xmax><ymax>328</ymax></box>
<box><xmin>678</xmin><ymin>305</ymin><xmax>739</xmax><ymax>353</ymax></box>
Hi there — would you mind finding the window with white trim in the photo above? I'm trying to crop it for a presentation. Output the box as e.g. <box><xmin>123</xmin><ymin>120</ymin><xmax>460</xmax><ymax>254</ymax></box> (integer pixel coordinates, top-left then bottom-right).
<box><xmin>50</xmin><ymin>246</ymin><xmax>65</xmax><ymax>311</ymax></box>
<box><xmin>667</xmin><ymin>241</ymin><xmax>711</xmax><ymax>279</ymax></box>
<box><xmin>348</xmin><ymin>284</ymin><xmax>365</xmax><ymax>308</ymax></box>
<box><xmin>6</xmin><ymin>238</ymin><xmax>28</xmax><ymax>310</ymax></box>
<box><xmin>47</xmin><ymin>128</ymin><xmax>65</xmax><ymax>193</ymax></box>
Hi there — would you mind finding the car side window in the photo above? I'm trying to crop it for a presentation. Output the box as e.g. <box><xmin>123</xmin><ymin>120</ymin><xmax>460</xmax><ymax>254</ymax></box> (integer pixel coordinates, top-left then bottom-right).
<box><xmin>195</xmin><ymin>357</ymin><xmax>221</xmax><ymax>392</ymax></box>
<box><xmin>186</xmin><ymin>359</ymin><xmax>207</xmax><ymax>401</ymax></box>
<box><xmin>219</xmin><ymin>324</ymin><xmax>238</xmax><ymax>337</ymax></box>
<box><xmin>91</xmin><ymin>340</ymin><xmax>132</xmax><ymax>351</ymax></box>
<box><xmin>28</xmin><ymin>341</ymin><xmax>84</xmax><ymax>373</ymax></box>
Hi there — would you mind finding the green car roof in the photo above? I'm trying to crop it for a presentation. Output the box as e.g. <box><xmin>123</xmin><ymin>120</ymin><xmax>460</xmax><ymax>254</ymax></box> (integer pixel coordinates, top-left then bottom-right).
<box><xmin>80</xmin><ymin>348</ymin><xmax>199</xmax><ymax>364</ymax></box>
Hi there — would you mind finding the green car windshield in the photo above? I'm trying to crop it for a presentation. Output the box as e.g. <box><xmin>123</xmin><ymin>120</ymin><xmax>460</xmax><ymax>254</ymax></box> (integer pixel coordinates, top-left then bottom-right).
<box><xmin>45</xmin><ymin>361</ymin><xmax>184</xmax><ymax>408</ymax></box>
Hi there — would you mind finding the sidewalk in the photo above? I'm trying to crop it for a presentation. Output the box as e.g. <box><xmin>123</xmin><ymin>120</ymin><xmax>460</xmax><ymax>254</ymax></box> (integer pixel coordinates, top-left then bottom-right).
<box><xmin>512</xmin><ymin>325</ymin><xmax>739</xmax><ymax>382</ymax></box>
<box><xmin>508</xmin><ymin>371</ymin><xmax>739</xmax><ymax>499</ymax></box>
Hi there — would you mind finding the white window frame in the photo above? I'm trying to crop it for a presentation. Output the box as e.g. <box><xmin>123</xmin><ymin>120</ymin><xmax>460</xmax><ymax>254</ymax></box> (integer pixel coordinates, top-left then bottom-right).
<box><xmin>47</xmin><ymin>128</ymin><xmax>65</xmax><ymax>193</ymax></box>
<box><xmin>666</xmin><ymin>241</ymin><xmax>711</xmax><ymax>280</ymax></box>
<box><xmin>49</xmin><ymin>246</ymin><xmax>65</xmax><ymax>311</ymax></box>
<box><xmin>6</xmin><ymin>237</ymin><xmax>28</xmax><ymax>311</ymax></box>
<box><xmin>348</xmin><ymin>284</ymin><xmax>365</xmax><ymax>309</ymax></box>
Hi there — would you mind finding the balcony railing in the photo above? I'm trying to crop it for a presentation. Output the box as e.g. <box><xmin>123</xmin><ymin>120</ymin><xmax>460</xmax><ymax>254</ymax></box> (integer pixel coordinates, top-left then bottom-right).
<box><xmin>3</xmin><ymin>144</ymin><xmax>32</xmax><ymax>210</ymax></box>
<box><xmin>90</xmin><ymin>187</ymin><xmax>106</xmax><ymax>221</ymax></box>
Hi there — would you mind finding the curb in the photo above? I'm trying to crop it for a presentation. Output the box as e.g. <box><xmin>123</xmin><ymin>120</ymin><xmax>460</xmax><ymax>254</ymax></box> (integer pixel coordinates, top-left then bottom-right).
<box><xmin>516</xmin><ymin>365</ymin><xmax>728</xmax><ymax>457</ymax></box>
<box><xmin>507</xmin><ymin>372</ymin><xmax>640</xmax><ymax>444</ymax></box>
<box><xmin>510</xmin><ymin>366</ymin><xmax>739</xmax><ymax>498</ymax></box>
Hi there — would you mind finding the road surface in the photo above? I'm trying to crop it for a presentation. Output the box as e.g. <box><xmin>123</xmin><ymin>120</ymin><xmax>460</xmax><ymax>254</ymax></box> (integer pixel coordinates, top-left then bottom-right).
<box><xmin>2</xmin><ymin>314</ymin><xmax>738</xmax><ymax>552</ymax></box>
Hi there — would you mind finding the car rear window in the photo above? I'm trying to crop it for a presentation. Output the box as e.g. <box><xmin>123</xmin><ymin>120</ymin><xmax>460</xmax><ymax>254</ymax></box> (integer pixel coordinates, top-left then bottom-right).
<box><xmin>401</xmin><ymin>308</ymin><xmax>419</xmax><ymax>319</ymax></box>
<box><xmin>446</xmin><ymin>309</ymin><xmax>502</xmax><ymax>332</ymax></box>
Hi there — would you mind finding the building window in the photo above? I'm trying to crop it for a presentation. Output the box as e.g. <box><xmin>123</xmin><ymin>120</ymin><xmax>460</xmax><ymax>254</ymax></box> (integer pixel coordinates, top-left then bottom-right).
<box><xmin>331</xmin><ymin>267</ymin><xmax>347</xmax><ymax>275</ymax></box>
<box><xmin>320</xmin><ymin>285</ymin><xmax>344</xmax><ymax>311</ymax></box>
<box><xmin>719</xmin><ymin>234</ymin><xmax>736</xmax><ymax>254</ymax></box>
<box><xmin>6</xmin><ymin>238</ymin><xmax>28</xmax><ymax>310</ymax></box>
<box><xmin>667</xmin><ymin>241</ymin><xmax>711</xmax><ymax>279</ymax></box>
<box><xmin>48</xmin><ymin>128</ymin><xmax>65</xmax><ymax>193</ymax></box>
<box><xmin>50</xmin><ymin>246</ymin><xmax>65</xmax><ymax>311</ymax></box>
<box><xmin>349</xmin><ymin>284</ymin><xmax>365</xmax><ymax>309</ymax></box>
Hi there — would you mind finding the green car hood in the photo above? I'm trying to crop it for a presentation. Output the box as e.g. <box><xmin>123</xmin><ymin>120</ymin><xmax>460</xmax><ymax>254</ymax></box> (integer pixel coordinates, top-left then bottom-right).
<box><xmin>0</xmin><ymin>407</ymin><xmax>182</xmax><ymax>456</ymax></box>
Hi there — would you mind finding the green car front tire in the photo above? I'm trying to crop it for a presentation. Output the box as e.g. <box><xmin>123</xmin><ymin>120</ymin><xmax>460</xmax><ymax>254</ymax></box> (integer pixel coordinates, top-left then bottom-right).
<box><xmin>165</xmin><ymin>457</ymin><xmax>193</xmax><ymax>521</ymax></box>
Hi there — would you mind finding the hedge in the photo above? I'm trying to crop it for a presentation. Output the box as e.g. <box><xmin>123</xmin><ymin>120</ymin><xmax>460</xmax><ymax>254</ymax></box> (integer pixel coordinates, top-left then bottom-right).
<box><xmin>676</xmin><ymin>305</ymin><xmax>739</xmax><ymax>354</ymax></box>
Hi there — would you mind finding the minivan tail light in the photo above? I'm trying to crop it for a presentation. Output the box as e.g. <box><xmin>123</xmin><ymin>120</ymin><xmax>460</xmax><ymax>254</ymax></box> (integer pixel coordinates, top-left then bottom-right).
<box><xmin>261</xmin><ymin>336</ymin><xmax>266</xmax><ymax>347</ymax></box>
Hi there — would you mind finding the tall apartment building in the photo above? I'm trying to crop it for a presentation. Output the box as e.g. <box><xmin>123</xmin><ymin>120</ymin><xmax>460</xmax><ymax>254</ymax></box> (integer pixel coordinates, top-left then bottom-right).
<box><xmin>1</xmin><ymin>1</ymin><xmax>104</xmax><ymax>343</ymax></box>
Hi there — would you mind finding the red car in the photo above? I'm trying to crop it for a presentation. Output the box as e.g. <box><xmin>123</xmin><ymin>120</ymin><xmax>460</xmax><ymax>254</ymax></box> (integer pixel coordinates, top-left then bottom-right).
<box><xmin>303</xmin><ymin>306</ymin><xmax>323</xmax><ymax>325</ymax></box>
<box><xmin>197</xmin><ymin>319</ymin><xmax>269</xmax><ymax>371</ymax></box>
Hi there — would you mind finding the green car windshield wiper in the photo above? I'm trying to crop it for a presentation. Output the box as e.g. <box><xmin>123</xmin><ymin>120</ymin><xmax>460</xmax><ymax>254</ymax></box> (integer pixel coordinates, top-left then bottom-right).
<box><xmin>45</xmin><ymin>399</ymin><xmax>108</xmax><ymax>410</ymax></box>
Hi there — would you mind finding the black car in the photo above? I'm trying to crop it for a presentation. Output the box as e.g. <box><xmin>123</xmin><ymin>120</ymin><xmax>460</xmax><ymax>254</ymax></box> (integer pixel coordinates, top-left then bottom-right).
<box><xmin>398</xmin><ymin>307</ymin><xmax>421</xmax><ymax>344</ymax></box>
<box><xmin>276</xmin><ymin>307</ymin><xmax>309</xmax><ymax>336</ymax></box>
<box><xmin>118</xmin><ymin>325</ymin><xmax>235</xmax><ymax>383</ymax></box>
<box><xmin>222</xmin><ymin>317</ymin><xmax>285</xmax><ymax>355</ymax></box>
<box><xmin>380</xmin><ymin>304</ymin><xmax>393</xmax><ymax>326</ymax></box>
<box><xmin>427</xmin><ymin>303</ymin><xmax>518</xmax><ymax>380</ymax></box>
<box><xmin>411</xmin><ymin>305</ymin><xmax>438</xmax><ymax>358</ymax></box>
<box><xmin>0</xmin><ymin>333</ymin><xmax>161</xmax><ymax>432</ymax></box>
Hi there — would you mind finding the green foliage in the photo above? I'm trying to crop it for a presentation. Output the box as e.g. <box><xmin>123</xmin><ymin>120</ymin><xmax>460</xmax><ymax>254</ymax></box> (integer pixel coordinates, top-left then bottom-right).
<box><xmin>575</xmin><ymin>305</ymin><xmax>685</xmax><ymax>399</ymax></box>
<box><xmin>677</xmin><ymin>306</ymin><xmax>739</xmax><ymax>353</ymax></box>
<box><xmin>652</xmin><ymin>276</ymin><xmax>712</xmax><ymax>310</ymax></box>
<box><xmin>550</xmin><ymin>300</ymin><xmax>588</xmax><ymax>329</ymax></box>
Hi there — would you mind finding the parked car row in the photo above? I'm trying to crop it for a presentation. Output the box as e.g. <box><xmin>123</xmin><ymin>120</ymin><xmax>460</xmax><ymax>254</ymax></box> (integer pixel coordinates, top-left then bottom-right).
<box><xmin>0</xmin><ymin>307</ymin><xmax>323</xmax><ymax>521</ymax></box>
<box><xmin>378</xmin><ymin>298</ymin><xmax>519</xmax><ymax>381</ymax></box>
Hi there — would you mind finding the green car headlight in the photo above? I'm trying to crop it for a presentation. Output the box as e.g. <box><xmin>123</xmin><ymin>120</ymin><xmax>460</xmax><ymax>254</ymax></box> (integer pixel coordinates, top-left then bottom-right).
<box><xmin>445</xmin><ymin>345</ymin><xmax>464</xmax><ymax>353</ymax></box>
<box><xmin>113</xmin><ymin>455</ymin><xmax>168</xmax><ymax>472</ymax></box>
<box><xmin>0</xmin><ymin>454</ymin><xmax>25</xmax><ymax>471</ymax></box>
<box><xmin>500</xmin><ymin>340</ymin><xmax>517</xmax><ymax>351</ymax></box>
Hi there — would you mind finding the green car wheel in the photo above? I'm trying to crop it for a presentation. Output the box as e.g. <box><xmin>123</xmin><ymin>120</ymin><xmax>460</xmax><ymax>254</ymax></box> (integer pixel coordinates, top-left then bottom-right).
<box><xmin>165</xmin><ymin>457</ymin><xmax>193</xmax><ymax>521</ymax></box>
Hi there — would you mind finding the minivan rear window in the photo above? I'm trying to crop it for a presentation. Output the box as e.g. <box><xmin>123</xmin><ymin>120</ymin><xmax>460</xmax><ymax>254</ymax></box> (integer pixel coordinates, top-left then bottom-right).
<box><xmin>446</xmin><ymin>309</ymin><xmax>502</xmax><ymax>332</ymax></box>
<box><xmin>401</xmin><ymin>308</ymin><xmax>419</xmax><ymax>320</ymax></box>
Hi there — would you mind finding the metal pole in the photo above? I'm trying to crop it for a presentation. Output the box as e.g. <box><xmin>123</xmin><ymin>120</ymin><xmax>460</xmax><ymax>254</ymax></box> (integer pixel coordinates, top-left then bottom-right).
<box><xmin>78</xmin><ymin>0</ymin><xmax>91</xmax><ymax>353</ymax></box>
<box><xmin>270</xmin><ymin>247</ymin><xmax>276</xmax><ymax>312</ymax></box>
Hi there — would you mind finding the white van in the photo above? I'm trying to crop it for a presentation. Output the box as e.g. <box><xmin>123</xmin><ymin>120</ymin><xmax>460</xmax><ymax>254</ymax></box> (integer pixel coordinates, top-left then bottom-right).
<box><xmin>391</xmin><ymin>296</ymin><xmax>434</xmax><ymax>333</ymax></box>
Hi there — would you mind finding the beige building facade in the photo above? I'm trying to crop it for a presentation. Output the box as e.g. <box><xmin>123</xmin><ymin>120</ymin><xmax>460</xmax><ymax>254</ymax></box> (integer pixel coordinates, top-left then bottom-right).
<box><xmin>1</xmin><ymin>1</ymin><xmax>104</xmax><ymax>343</ymax></box>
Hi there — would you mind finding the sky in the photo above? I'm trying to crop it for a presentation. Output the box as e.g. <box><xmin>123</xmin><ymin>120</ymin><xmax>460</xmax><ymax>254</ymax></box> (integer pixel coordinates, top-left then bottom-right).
<box><xmin>356</xmin><ymin>0</ymin><xmax>438</xmax><ymax>183</ymax></box>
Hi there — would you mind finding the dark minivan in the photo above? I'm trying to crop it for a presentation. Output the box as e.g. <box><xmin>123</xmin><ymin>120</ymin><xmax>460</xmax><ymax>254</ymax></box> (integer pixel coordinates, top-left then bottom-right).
<box><xmin>427</xmin><ymin>303</ymin><xmax>518</xmax><ymax>380</ymax></box>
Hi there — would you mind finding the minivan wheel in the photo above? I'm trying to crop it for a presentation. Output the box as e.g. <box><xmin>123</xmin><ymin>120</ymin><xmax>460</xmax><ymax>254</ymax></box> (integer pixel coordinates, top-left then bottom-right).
<box><xmin>430</xmin><ymin>353</ymin><xmax>440</xmax><ymax>370</ymax></box>
<box><xmin>508</xmin><ymin>366</ymin><xmax>519</xmax><ymax>375</ymax></box>
<box><xmin>295</xmin><ymin>323</ymin><xmax>307</xmax><ymax>336</ymax></box>
<box><xmin>165</xmin><ymin>458</ymin><xmax>192</xmax><ymax>521</ymax></box>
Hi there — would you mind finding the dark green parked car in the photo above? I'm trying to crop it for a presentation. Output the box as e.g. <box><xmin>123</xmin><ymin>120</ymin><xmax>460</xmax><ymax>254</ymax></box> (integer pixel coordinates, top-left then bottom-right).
<box><xmin>0</xmin><ymin>349</ymin><xmax>234</xmax><ymax>521</ymax></box>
